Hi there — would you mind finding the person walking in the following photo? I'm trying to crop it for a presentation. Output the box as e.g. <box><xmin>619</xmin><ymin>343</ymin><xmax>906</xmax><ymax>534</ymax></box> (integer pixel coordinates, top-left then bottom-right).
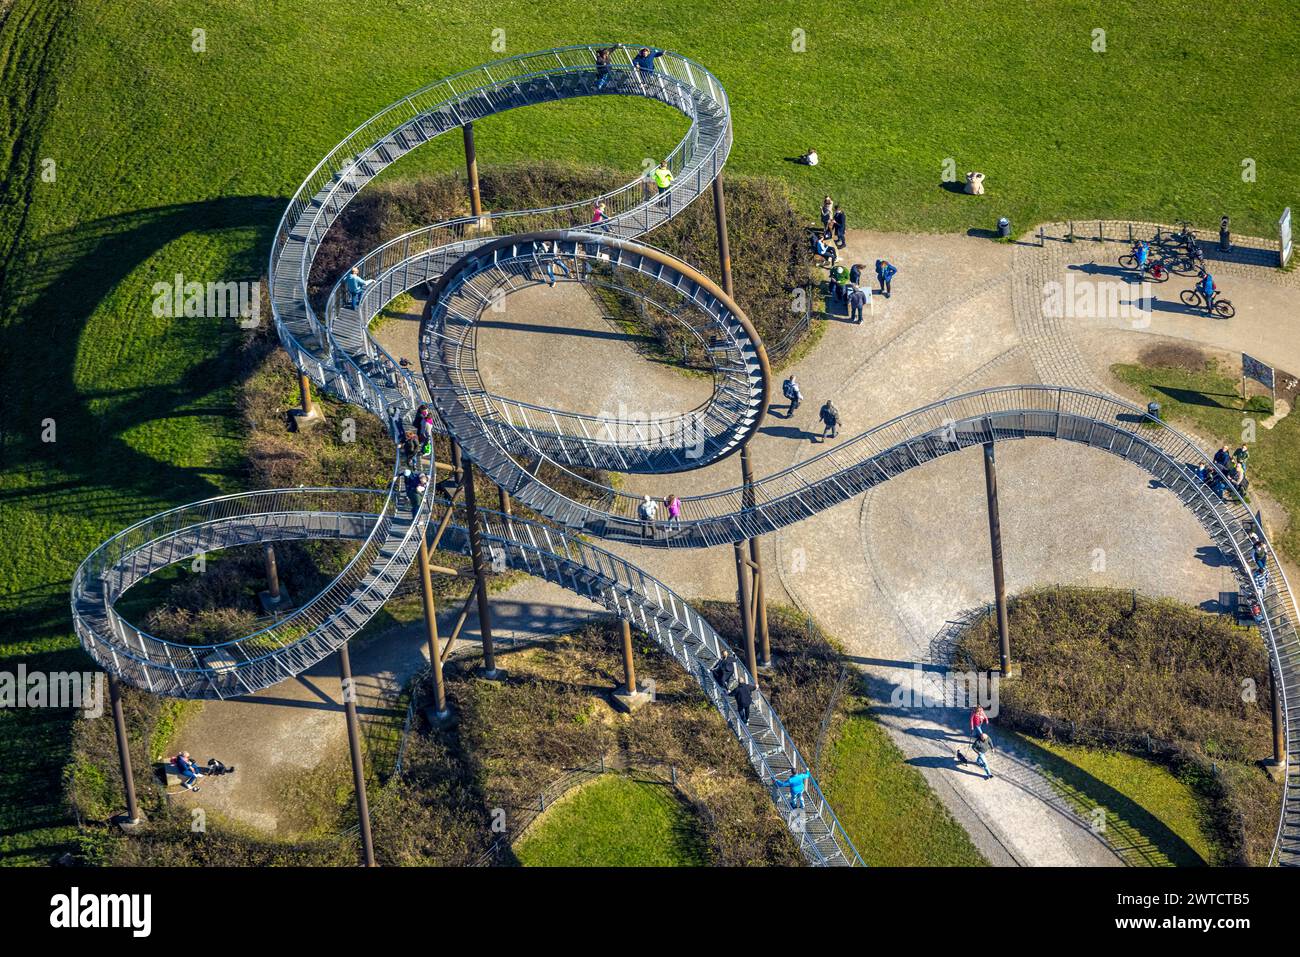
<box><xmin>711</xmin><ymin>648</ymin><xmax>742</xmax><ymax>692</ymax></box>
<box><xmin>665</xmin><ymin>493</ymin><xmax>683</xmax><ymax>530</ymax></box>
<box><xmin>970</xmin><ymin>705</ymin><xmax>989</xmax><ymax>740</ymax></box>
<box><xmin>820</xmin><ymin>196</ymin><xmax>834</xmax><ymax>232</ymax></box>
<box><xmin>819</xmin><ymin>400</ymin><xmax>841</xmax><ymax>441</ymax></box>
<box><xmin>781</xmin><ymin>374</ymin><xmax>802</xmax><ymax>415</ymax></box>
<box><xmin>536</xmin><ymin>240</ymin><xmax>570</xmax><ymax>286</ymax></box>
<box><xmin>652</xmin><ymin>160</ymin><xmax>674</xmax><ymax>194</ymax></box>
<box><xmin>592</xmin><ymin>200</ymin><xmax>611</xmax><ymax>232</ymax></box>
<box><xmin>344</xmin><ymin>267</ymin><xmax>371</xmax><ymax>309</ymax></box>
<box><xmin>848</xmin><ymin>283</ymin><xmax>868</xmax><ymax>323</ymax></box>
<box><xmin>776</xmin><ymin>770</ymin><xmax>811</xmax><ymax>810</ymax></box>
<box><xmin>400</xmin><ymin>431</ymin><xmax>421</xmax><ymax>471</ymax></box>
<box><xmin>593</xmin><ymin>45</ymin><xmax>616</xmax><ymax>90</ymax></box>
<box><xmin>832</xmin><ymin>205</ymin><xmax>847</xmax><ymax>248</ymax></box>
<box><xmin>730</xmin><ymin>680</ymin><xmax>757</xmax><ymax>724</ymax></box>
<box><xmin>879</xmin><ymin>259</ymin><xmax>897</xmax><ymax>298</ymax></box>
<box><xmin>972</xmin><ymin>732</ymin><xmax>994</xmax><ymax>779</ymax></box>
<box><xmin>637</xmin><ymin>494</ymin><xmax>658</xmax><ymax>539</ymax></box>
<box><xmin>403</xmin><ymin>469</ymin><xmax>423</xmax><ymax>514</ymax></box>
<box><xmin>632</xmin><ymin>46</ymin><xmax>665</xmax><ymax>74</ymax></box>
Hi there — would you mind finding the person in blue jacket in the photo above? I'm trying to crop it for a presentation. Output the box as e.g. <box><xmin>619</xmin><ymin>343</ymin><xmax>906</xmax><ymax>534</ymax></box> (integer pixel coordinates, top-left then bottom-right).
<box><xmin>879</xmin><ymin>260</ymin><xmax>897</xmax><ymax>298</ymax></box>
<box><xmin>777</xmin><ymin>771</ymin><xmax>810</xmax><ymax>809</ymax></box>
<box><xmin>632</xmin><ymin>47</ymin><xmax>665</xmax><ymax>73</ymax></box>
<box><xmin>344</xmin><ymin>267</ymin><xmax>371</xmax><ymax>309</ymax></box>
<box><xmin>1196</xmin><ymin>271</ymin><xmax>1216</xmax><ymax>313</ymax></box>
<box><xmin>1134</xmin><ymin>240</ymin><xmax>1149</xmax><ymax>276</ymax></box>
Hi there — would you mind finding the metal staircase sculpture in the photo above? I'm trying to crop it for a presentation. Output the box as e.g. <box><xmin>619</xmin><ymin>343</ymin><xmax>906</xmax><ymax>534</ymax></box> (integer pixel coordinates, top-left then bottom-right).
<box><xmin>71</xmin><ymin>44</ymin><xmax>1300</xmax><ymax>867</ymax></box>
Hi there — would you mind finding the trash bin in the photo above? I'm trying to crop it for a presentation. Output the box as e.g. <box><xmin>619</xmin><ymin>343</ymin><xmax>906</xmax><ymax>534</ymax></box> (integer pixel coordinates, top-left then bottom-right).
<box><xmin>997</xmin><ymin>217</ymin><xmax>1011</xmax><ymax>238</ymax></box>
<box><xmin>1147</xmin><ymin>401</ymin><xmax>1161</xmax><ymax>420</ymax></box>
<box><xmin>1219</xmin><ymin>214</ymin><xmax>1231</xmax><ymax>252</ymax></box>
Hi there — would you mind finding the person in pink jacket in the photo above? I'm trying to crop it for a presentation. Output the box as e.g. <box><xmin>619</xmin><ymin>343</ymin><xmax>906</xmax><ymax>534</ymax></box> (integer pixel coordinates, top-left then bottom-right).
<box><xmin>970</xmin><ymin>705</ymin><xmax>989</xmax><ymax>740</ymax></box>
<box><xmin>665</xmin><ymin>494</ymin><xmax>683</xmax><ymax>530</ymax></box>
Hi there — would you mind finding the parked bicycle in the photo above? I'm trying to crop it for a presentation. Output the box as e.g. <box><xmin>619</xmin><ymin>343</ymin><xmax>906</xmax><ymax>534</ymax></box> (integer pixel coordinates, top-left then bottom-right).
<box><xmin>1117</xmin><ymin>249</ymin><xmax>1170</xmax><ymax>282</ymax></box>
<box><xmin>1154</xmin><ymin>219</ymin><xmax>1196</xmax><ymax>252</ymax></box>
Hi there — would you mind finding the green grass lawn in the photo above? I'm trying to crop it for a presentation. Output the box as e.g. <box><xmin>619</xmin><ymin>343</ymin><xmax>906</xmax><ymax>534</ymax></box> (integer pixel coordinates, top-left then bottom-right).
<box><xmin>1112</xmin><ymin>359</ymin><xmax>1300</xmax><ymax>562</ymax></box>
<box><xmin>513</xmin><ymin>773</ymin><xmax>709</xmax><ymax>867</ymax></box>
<box><xmin>819</xmin><ymin>702</ymin><xmax>987</xmax><ymax>866</ymax></box>
<box><xmin>1012</xmin><ymin>734</ymin><xmax>1218</xmax><ymax>866</ymax></box>
<box><xmin>2</xmin><ymin>0</ymin><xmax>1296</xmax><ymax>863</ymax></box>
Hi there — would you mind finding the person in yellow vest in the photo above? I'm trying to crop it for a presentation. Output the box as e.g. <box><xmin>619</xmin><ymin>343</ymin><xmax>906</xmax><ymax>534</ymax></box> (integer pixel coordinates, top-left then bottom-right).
<box><xmin>652</xmin><ymin>161</ymin><xmax>674</xmax><ymax>193</ymax></box>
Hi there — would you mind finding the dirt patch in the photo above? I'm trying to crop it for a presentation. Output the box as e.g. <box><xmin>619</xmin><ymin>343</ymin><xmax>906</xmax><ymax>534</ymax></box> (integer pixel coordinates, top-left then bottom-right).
<box><xmin>1136</xmin><ymin>341</ymin><xmax>1212</xmax><ymax>373</ymax></box>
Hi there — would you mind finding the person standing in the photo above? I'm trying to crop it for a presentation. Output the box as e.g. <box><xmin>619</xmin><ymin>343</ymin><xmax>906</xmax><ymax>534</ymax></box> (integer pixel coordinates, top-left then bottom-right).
<box><xmin>879</xmin><ymin>260</ymin><xmax>897</xmax><ymax>298</ymax></box>
<box><xmin>849</xmin><ymin>284</ymin><xmax>868</xmax><ymax>323</ymax></box>
<box><xmin>970</xmin><ymin>705</ymin><xmax>989</xmax><ymax>740</ymax></box>
<box><xmin>592</xmin><ymin>200</ymin><xmax>611</xmax><ymax>232</ymax></box>
<box><xmin>972</xmin><ymin>732</ymin><xmax>994</xmax><ymax>779</ymax></box>
<box><xmin>652</xmin><ymin>160</ymin><xmax>674</xmax><ymax>194</ymax></box>
<box><xmin>832</xmin><ymin>205</ymin><xmax>847</xmax><ymax>248</ymax></box>
<box><xmin>403</xmin><ymin>469</ymin><xmax>423</xmax><ymax>514</ymax></box>
<box><xmin>637</xmin><ymin>494</ymin><xmax>658</xmax><ymax>539</ymax></box>
<box><xmin>819</xmin><ymin>400</ymin><xmax>840</xmax><ymax>441</ymax></box>
<box><xmin>1234</xmin><ymin>444</ymin><xmax>1250</xmax><ymax>469</ymax></box>
<box><xmin>829</xmin><ymin>262</ymin><xmax>849</xmax><ymax>303</ymax></box>
<box><xmin>782</xmin><ymin>374</ymin><xmax>802</xmax><ymax>415</ymax></box>
<box><xmin>711</xmin><ymin>649</ymin><xmax>741</xmax><ymax>692</ymax></box>
<box><xmin>730</xmin><ymin>680</ymin><xmax>756</xmax><ymax>724</ymax></box>
<box><xmin>665</xmin><ymin>493</ymin><xmax>683</xmax><ymax>530</ymax></box>
<box><xmin>1214</xmin><ymin>444</ymin><xmax>1232</xmax><ymax>471</ymax></box>
<box><xmin>849</xmin><ymin>262</ymin><xmax>864</xmax><ymax>286</ymax></box>
<box><xmin>632</xmin><ymin>46</ymin><xmax>665</xmax><ymax>73</ymax></box>
<box><xmin>820</xmin><ymin>196</ymin><xmax>834</xmax><ymax>232</ymax></box>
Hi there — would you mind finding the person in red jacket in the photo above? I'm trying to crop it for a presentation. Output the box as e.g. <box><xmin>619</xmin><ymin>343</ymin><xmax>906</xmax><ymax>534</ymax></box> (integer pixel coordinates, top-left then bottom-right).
<box><xmin>970</xmin><ymin>705</ymin><xmax>989</xmax><ymax>740</ymax></box>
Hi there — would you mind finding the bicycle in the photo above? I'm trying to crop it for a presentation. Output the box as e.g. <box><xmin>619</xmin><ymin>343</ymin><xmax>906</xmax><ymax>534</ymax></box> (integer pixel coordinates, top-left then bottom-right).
<box><xmin>1180</xmin><ymin>287</ymin><xmax>1235</xmax><ymax>318</ymax></box>
<box><xmin>1154</xmin><ymin>219</ymin><xmax>1196</xmax><ymax>252</ymax></box>
<box><xmin>1117</xmin><ymin>251</ymin><xmax>1170</xmax><ymax>282</ymax></box>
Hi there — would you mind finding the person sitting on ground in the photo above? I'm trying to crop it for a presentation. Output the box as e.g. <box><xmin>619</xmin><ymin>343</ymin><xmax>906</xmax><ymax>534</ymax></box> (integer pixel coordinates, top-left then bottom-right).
<box><xmin>173</xmin><ymin>751</ymin><xmax>205</xmax><ymax>792</ymax></box>
<box><xmin>205</xmin><ymin>758</ymin><xmax>236</xmax><ymax>776</ymax></box>
<box><xmin>801</xmin><ymin>147</ymin><xmax>819</xmax><ymax>167</ymax></box>
<box><xmin>776</xmin><ymin>770</ymin><xmax>811</xmax><ymax>810</ymax></box>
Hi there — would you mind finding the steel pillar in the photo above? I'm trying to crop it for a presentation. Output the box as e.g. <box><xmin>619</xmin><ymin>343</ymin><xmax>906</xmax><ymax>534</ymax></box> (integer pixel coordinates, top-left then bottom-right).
<box><xmin>982</xmin><ymin>442</ymin><xmax>1014</xmax><ymax>676</ymax></box>
<box><xmin>463</xmin><ymin>122</ymin><xmax>483</xmax><ymax>218</ymax></box>
<box><xmin>417</xmin><ymin>533</ymin><xmax>448</xmax><ymax>717</ymax></box>
<box><xmin>338</xmin><ymin>643</ymin><xmax>376</xmax><ymax>866</ymax></box>
<box><xmin>1271</xmin><ymin>660</ymin><xmax>1286</xmax><ymax>766</ymax></box>
<box><xmin>463</xmin><ymin>460</ymin><xmax>498</xmax><ymax>676</ymax></box>
<box><xmin>108</xmin><ymin>674</ymin><xmax>140</xmax><ymax>825</ymax></box>
<box><xmin>263</xmin><ymin>542</ymin><xmax>280</xmax><ymax>601</ymax></box>
<box><xmin>621</xmin><ymin>618</ymin><xmax>637</xmax><ymax>696</ymax></box>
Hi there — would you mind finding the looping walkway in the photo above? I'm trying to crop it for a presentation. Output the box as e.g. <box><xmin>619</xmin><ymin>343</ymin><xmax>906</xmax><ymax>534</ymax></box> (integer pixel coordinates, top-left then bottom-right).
<box><xmin>71</xmin><ymin>46</ymin><xmax>1300</xmax><ymax>866</ymax></box>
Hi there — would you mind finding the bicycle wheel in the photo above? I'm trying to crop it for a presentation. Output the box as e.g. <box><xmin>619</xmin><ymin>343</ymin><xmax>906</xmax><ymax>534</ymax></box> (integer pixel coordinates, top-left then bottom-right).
<box><xmin>1118</xmin><ymin>254</ymin><xmax>1137</xmax><ymax>269</ymax></box>
<box><xmin>1213</xmin><ymin>298</ymin><xmax>1236</xmax><ymax>319</ymax></box>
<box><xmin>1148</xmin><ymin>262</ymin><xmax>1170</xmax><ymax>283</ymax></box>
<box><xmin>1169</xmin><ymin>256</ymin><xmax>1200</xmax><ymax>276</ymax></box>
<box><xmin>1180</xmin><ymin>289</ymin><xmax>1201</xmax><ymax>308</ymax></box>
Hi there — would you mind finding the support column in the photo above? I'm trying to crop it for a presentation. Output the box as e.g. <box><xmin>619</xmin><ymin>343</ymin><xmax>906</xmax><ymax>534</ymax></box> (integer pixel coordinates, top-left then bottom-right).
<box><xmin>263</xmin><ymin>543</ymin><xmax>280</xmax><ymax>601</ymax></box>
<box><xmin>612</xmin><ymin>617</ymin><xmax>651</xmax><ymax>711</ymax></box>
<box><xmin>417</xmin><ymin>533</ymin><xmax>449</xmax><ymax>719</ymax></box>
<box><xmin>498</xmin><ymin>486</ymin><xmax>512</xmax><ymax>516</ymax></box>
<box><xmin>294</xmin><ymin>369</ymin><xmax>320</xmax><ymax>424</ymax></box>
<box><xmin>449</xmin><ymin>439</ymin><xmax>463</xmax><ymax>486</ymax></box>
<box><xmin>338</xmin><ymin>643</ymin><xmax>376</xmax><ymax>867</ymax></box>
<box><xmin>620</xmin><ymin>618</ymin><xmax>637</xmax><ymax>695</ymax></box>
<box><xmin>463</xmin><ymin>460</ymin><xmax>500</xmax><ymax>678</ymax></box>
<box><xmin>714</xmin><ymin>173</ymin><xmax>768</xmax><ymax>672</ymax></box>
<box><xmin>982</xmin><ymin>442</ymin><xmax>1016</xmax><ymax>678</ymax></box>
<box><xmin>463</xmin><ymin>123</ymin><xmax>483</xmax><ymax>219</ymax></box>
<box><xmin>108</xmin><ymin>674</ymin><xmax>141</xmax><ymax>826</ymax></box>
<box><xmin>1268</xmin><ymin>660</ymin><xmax>1286</xmax><ymax>772</ymax></box>
<box><xmin>734</xmin><ymin>541</ymin><xmax>758</xmax><ymax>683</ymax></box>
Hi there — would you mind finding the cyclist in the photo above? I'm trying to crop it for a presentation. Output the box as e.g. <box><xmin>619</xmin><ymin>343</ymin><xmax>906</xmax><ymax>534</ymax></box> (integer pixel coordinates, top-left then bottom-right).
<box><xmin>1195</xmin><ymin>271</ymin><xmax>1217</xmax><ymax>314</ymax></box>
